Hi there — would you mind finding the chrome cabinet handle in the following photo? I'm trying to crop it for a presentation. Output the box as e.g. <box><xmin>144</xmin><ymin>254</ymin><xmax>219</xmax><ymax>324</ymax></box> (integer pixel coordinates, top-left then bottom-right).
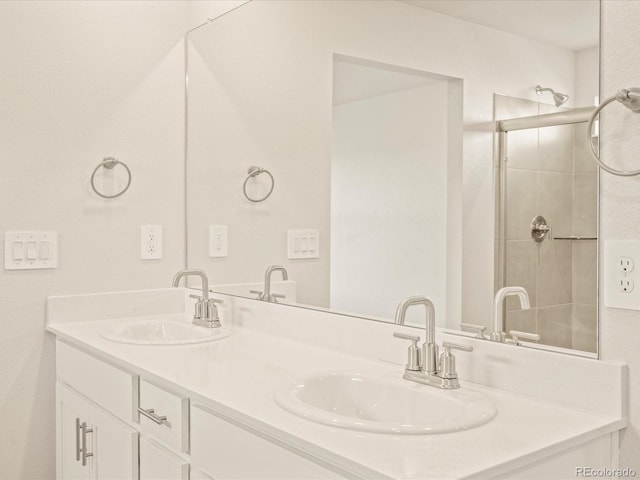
<box><xmin>138</xmin><ymin>407</ymin><xmax>168</xmax><ymax>425</ymax></box>
<box><xmin>80</xmin><ymin>421</ymin><xmax>93</xmax><ymax>466</ymax></box>
<box><xmin>75</xmin><ymin>418</ymin><xmax>81</xmax><ymax>462</ymax></box>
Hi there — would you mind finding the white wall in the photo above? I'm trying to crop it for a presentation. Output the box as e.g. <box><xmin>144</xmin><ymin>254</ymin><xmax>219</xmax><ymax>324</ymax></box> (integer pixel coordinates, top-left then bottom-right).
<box><xmin>600</xmin><ymin>0</ymin><xmax>640</xmax><ymax>469</ymax></box>
<box><xmin>331</xmin><ymin>82</ymin><xmax>451</xmax><ymax>324</ymax></box>
<box><xmin>0</xmin><ymin>1</ymin><xmax>188</xmax><ymax>477</ymax></box>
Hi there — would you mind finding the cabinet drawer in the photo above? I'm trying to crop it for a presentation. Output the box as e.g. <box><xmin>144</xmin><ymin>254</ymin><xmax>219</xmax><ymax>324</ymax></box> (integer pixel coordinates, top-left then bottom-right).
<box><xmin>139</xmin><ymin>379</ymin><xmax>189</xmax><ymax>453</ymax></box>
<box><xmin>140</xmin><ymin>437</ymin><xmax>189</xmax><ymax>480</ymax></box>
<box><xmin>57</xmin><ymin>340</ymin><xmax>136</xmax><ymax>423</ymax></box>
<box><xmin>191</xmin><ymin>405</ymin><xmax>345</xmax><ymax>479</ymax></box>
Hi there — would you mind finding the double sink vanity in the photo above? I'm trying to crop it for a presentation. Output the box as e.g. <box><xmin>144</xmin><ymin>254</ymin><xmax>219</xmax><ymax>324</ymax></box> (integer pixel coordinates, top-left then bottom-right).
<box><xmin>47</xmin><ymin>282</ymin><xmax>626</xmax><ymax>479</ymax></box>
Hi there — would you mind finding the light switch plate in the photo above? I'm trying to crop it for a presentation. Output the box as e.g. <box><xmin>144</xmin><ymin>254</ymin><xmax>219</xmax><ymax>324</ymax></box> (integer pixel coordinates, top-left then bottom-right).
<box><xmin>287</xmin><ymin>229</ymin><xmax>319</xmax><ymax>259</ymax></box>
<box><xmin>5</xmin><ymin>231</ymin><xmax>58</xmax><ymax>270</ymax></box>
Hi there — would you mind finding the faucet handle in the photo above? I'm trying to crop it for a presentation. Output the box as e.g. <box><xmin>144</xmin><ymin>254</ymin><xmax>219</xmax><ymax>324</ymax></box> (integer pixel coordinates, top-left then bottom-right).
<box><xmin>189</xmin><ymin>294</ymin><xmax>202</xmax><ymax>301</ymax></box>
<box><xmin>393</xmin><ymin>332</ymin><xmax>421</xmax><ymax>371</ymax></box>
<box><xmin>270</xmin><ymin>293</ymin><xmax>286</xmax><ymax>303</ymax></box>
<box><xmin>249</xmin><ymin>290</ymin><xmax>264</xmax><ymax>300</ymax></box>
<box><xmin>508</xmin><ymin>330</ymin><xmax>541</xmax><ymax>346</ymax></box>
<box><xmin>460</xmin><ymin>323</ymin><xmax>488</xmax><ymax>339</ymax></box>
<box><xmin>209</xmin><ymin>298</ymin><xmax>224</xmax><ymax>305</ymax></box>
<box><xmin>439</xmin><ymin>342</ymin><xmax>473</xmax><ymax>379</ymax></box>
<box><xmin>441</xmin><ymin>342</ymin><xmax>473</xmax><ymax>353</ymax></box>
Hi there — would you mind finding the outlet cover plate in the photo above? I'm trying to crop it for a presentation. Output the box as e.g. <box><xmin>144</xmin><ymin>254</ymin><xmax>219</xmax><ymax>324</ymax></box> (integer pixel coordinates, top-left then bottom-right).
<box><xmin>604</xmin><ymin>240</ymin><xmax>640</xmax><ymax>310</ymax></box>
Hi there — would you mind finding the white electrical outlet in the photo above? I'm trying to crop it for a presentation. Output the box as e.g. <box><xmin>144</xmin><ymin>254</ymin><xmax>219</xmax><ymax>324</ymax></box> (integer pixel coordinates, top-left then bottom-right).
<box><xmin>618</xmin><ymin>257</ymin><xmax>634</xmax><ymax>272</ymax></box>
<box><xmin>209</xmin><ymin>225</ymin><xmax>228</xmax><ymax>258</ymax></box>
<box><xmin>604</xmin><ymin>240</ymin><xmax>640</xmax><ymax>309</ymax></box>
<box><xmin>141</xmin><ymin>225</ymin><xmax>162</xmax><ymax>260</ymax></box>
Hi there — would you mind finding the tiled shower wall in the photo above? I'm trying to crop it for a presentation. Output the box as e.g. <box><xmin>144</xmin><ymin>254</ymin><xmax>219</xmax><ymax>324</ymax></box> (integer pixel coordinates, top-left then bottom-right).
<box><xmin>495</xmin><ymin>95</ymin><xmax>597</xmax><ymax>353</ymax></box>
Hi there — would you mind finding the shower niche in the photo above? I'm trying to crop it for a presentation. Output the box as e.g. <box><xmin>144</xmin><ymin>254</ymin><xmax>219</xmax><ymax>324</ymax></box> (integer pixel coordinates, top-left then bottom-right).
<box><xmin>495</xmin><ymin>94</ymin><xmax>598</xmax><ymax>354</ymax></box>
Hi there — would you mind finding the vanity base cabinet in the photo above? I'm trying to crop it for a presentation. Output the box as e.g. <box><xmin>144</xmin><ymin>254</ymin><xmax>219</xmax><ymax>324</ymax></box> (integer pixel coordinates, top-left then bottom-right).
<box><xmin>492</xmin><ymin>434</ymin><xmax>616</xmax><ymax>479</ymax></box>
<box><xmin>56</xmin><ymin>383</ymin><xmax>138</xmax><ymax>480</ymax></box>
<box><xmin>190</xmin><ymin>405</ymin><xmax>348</xmax><ymax>480</ymax></box>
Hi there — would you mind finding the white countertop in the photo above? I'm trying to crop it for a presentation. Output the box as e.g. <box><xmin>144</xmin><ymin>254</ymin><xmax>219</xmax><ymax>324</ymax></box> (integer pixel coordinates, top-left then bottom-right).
<box><xmin>47</xmin><ymin>311</ymin><xmax>625</xmax><ymax>480</ymax></box>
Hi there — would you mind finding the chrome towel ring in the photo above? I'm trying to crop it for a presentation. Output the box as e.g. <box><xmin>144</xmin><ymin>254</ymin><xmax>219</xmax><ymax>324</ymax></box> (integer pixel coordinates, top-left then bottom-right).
<box><xmin>587</xmin><ymin>87</ymin><xmax>640</xmax><ymax>176</ymax></box>
<box><xmin>243</xmin><ymin>166</ymin><xmax>274</xmax><ymax>203</ymax></box>
<box><xmin>90</xmin><ymin>157</ymin><xmax>132</xmax><ymax>199</ymax></box>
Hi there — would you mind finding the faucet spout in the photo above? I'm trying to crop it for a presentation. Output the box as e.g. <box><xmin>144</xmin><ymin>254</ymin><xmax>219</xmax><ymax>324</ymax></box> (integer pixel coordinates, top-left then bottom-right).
<box><xmin>172</xmin><ymin>269</ymin><xmax>210</xmax><ymax>300</ymax></box>
<box><xmin>491</xmin><ymin>286</ymin><xmax>530</xmax><ymax>342</ymax></box>
<box><xmin>395</xmin><ymin>295</ymin><xmax>437</xmax><ymax>375</ymax></box>
<box><xmin>264</xmin><ymin>265</ymin><xmax>288</xmax><ymax>301</ymax></box>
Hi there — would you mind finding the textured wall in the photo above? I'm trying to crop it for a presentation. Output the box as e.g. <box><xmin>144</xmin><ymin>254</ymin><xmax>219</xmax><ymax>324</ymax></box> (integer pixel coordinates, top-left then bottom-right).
<box><xmin>600</xmin><ymin>0</ymin><xmax>640</xmax><ymax>469</ymax></box>
<box><xmin>0</xmin><ymin>2</ymin><xmax>188</xmax><ymax>477</ymax></box>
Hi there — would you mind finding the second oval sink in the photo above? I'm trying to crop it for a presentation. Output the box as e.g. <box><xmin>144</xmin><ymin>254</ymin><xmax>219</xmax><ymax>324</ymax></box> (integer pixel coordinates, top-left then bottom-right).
<box><xmin>101</xmin><ymin>318</ymin><xmax>230</xmax><ymax>345</ymax></box>
<box><xmin>274</xmin><ymin>371</ymin><xmax>497</xmax><ymax>434</ymax></box>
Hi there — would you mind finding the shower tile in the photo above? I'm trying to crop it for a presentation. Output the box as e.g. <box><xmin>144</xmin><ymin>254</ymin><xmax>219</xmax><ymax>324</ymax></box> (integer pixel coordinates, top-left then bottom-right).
<box><xmin>537</xmin><ymin>304</ymin><xmax>573</xmax><ymax>349</ymax></box>
<box><xmin>539</xmin><ymin>124</ymin><xmax>574</xmax><ymax>173</ymax></box>
<box><xmin>505</xmin><ymin>240</ymin><xmax>537</xmax><ymax>309</ymax></box>
<box><xmin>572</xmin><ymin>241</ymin><xmax>597</xmax><ymax>305</ymax></box>
<box><xmin>536</xmin><ymin>239</ymin><xmax>572</xmax><ymax>307</ymax></box>
<box><xmin>537</xmin><ymin>172</ymin><xmax>573</xmax><ymax>238</ymax></box>
<box><xmin>506</xmin><ymin>169</ymin><xmax>538</xmax><ymax>240</ymax></box>
<box><xmin>506</xmin><ymin>129</ymin><xmax>539</xmax><ymax>171</ymax></box>
<box><xmin>505</xmin><ymin>307</ymin><xmax>537</xmax><ymax>336</ymax></box>
<box><xmin>573</xmin><ymin>172</ymin><xmax>598</xmax><ymax>237</ymax></box>
<box><xmin>574</xmin><ymin>124</ymin><xmax>598</xmax><ymax>173</ymax></box>
<box><xmin>572</xmin><ymin>304</ymin><xmax>597</xmax><ymax>353</ymax></box>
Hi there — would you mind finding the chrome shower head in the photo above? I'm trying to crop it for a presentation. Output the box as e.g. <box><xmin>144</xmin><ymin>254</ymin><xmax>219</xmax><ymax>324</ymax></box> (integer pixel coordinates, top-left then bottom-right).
<box><xmin>536</xmin><ymin>85</ymin><xmax>569</xmax><ymax>107</ymax></box>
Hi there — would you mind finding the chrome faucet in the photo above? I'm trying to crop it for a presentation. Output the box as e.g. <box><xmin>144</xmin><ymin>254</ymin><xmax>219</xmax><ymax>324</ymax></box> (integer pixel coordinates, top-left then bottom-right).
<box><xmin>172</xmin><ymin>269</ymin><xmax>223</xmax><ymax>328</ymax></box>
<box><xmin>490</xmin><ymin>286</ymin><xmax>535</xmax><ymax>343</ymax></box>
<box><xmin>250</xmin><ymin>265</ymin><xmax>288</xmax><ymax>303</ymax></box>
<box><xmin>394</xmin><ymin>295</ymin><xmax>472</xmax><ymax>389</ymax></box>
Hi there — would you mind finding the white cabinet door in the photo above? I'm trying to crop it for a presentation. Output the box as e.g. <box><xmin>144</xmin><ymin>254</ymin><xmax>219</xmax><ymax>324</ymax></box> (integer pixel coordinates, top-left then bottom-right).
<box><xmin>91</xmin><ymin>404</ymin><xmax>138</xmax><ymax>480</ymax></box>
<box><xmin>140</xmin><ymin>437</ymin><xmax>189</xmax><ymax>480</ymax></box>
<box><xmin>57</xmin><ymin>384</ymin><xmax>91</xmax><ymax>480</ymax></box>
<box><xmin>57</xmin><ymin>383</ymin><xmax>138</xmax><ymax>480</ymax></box>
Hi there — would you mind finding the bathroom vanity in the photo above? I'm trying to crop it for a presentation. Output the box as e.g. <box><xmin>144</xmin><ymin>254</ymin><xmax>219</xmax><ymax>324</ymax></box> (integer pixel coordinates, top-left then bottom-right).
<box><xmin>47</xmin><ymin>288</ymin><xmax>626</xmax><ymax>479</ymax></box>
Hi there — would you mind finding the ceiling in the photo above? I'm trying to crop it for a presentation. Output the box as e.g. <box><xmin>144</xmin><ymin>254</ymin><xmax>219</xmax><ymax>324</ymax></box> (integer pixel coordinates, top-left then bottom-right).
<box><xmin>401</xmin><ymin>0</ymin><xmax>599</xmax><ymax>51</ymax></box>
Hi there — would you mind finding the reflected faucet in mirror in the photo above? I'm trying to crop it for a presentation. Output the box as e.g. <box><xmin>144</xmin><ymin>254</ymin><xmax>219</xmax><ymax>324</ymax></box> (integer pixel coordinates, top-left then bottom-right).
<box><xmin>394</xmin><ymin>295</ymin><xmax>472</xmax><ymax>389</ymax></box>
<box><xmin>250</xmin><ymin>265</ymin><xmax>289</xmax><ymax>303</ymax></box>
<box><xmin>172</xmin><ymin>269</ymin><xmax>223</xmax><ymax>328</ymax></box>
<box><xmin>490</xmin><ymin>286</ymin><xmax>532</xmax><ymax>343</ymax></box>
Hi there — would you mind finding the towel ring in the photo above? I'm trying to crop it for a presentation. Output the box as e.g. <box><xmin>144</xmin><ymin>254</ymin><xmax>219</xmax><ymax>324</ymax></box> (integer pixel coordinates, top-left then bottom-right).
<box><xmin>90</xmin><ymin>157</ymin><xmax>132</xmax><ymax>199</ymax></box>
<box><xmin>243</xmin><ymin>166</ymin><xmax>274</xmax><ymax>203</ymax></box>
<box><xmin>587</xmin><ymin>88</ymin><xmax>640</xmax><ymax>177</ymax></box>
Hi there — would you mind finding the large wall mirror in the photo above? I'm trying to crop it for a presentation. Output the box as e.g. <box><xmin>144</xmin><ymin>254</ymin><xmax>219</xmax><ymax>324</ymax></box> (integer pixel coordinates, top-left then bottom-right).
<box><xmin>186</xmin><ymin>0</ymin><xmax>600</xmax><ymax>355</ymax></box>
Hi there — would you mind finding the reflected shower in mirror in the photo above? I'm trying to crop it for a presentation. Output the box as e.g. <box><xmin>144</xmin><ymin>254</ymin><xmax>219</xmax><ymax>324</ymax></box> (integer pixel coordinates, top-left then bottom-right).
<box><xmin>494</xmin><ymin>93</ymin><xmax>598</xmax><ymax>354</ymax></box>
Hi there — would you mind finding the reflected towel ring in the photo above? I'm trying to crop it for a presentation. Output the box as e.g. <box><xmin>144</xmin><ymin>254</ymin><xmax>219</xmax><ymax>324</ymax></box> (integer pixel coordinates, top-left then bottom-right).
<box><xmin>90</xmin><ymin>157</ymin><xmax>132</xmax><ymax>199</ymax></box>
<box><xmin>243</xmin><ymin>166</ymin><xmax>274</xmax><ymax>203</ymax></box>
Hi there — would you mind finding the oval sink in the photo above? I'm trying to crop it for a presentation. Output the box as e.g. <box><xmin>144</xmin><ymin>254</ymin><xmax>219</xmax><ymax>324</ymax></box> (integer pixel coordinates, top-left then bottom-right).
<box><xmin>274</xmin><ymin>372</ymin><xmax>497</xmax><ymax>434</ymax></box>
<box><xmin>101</xmin><ymin>319</ymin><xmax>230</xmax><ymax>345</ymax></box>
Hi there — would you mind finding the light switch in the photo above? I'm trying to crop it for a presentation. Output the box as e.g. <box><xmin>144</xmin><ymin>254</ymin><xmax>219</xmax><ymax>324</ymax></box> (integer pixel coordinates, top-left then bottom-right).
<box><xmin>39</xmin><ymin>241</ymin><xmax>50</xmax><ymax>260</ymax></box>
<box><xmin>4</xmin><ymin>232</ymin><xmax>58</xmax><ymax>270</ymax></box>
<box><xmin>12</xmin><ymin>242</ymin><xmax>24</xmax><ymax>260</ymax></box>
<box><xmin>26</xmin><ymin>241</ymin><xmax>37</xmax><ymax>260</ymax></box>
